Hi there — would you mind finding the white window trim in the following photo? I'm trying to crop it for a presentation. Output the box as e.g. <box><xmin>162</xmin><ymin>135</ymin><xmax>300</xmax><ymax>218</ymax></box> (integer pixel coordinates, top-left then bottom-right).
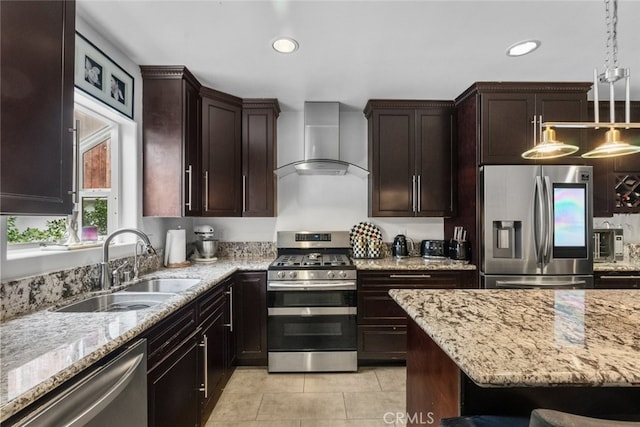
<box><xmin>75</xmin><ymin>103</ymin><xmax>119</xmax><ymax>235</ymax></box>
<box><xmin>1</xmin><ymin>90</ymin><xmax>140</xmax><ymax>282</ymax></box>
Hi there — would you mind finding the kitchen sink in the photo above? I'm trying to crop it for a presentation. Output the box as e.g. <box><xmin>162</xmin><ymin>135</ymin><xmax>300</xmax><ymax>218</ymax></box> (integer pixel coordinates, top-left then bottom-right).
<box><xmin>122</xmin><ymin>278</ymin><xmax>201</xmax><ymax>293</ymax></box>
<box><xmin>54</xmin><ymin>292</ymin><xmax>177</xmax><ymax>313</ymax></box>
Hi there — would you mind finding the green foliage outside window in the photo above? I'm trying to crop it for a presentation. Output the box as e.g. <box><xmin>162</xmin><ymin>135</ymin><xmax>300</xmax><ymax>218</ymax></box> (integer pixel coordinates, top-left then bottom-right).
<box><xmin>82</xmin><ymin>198</ymin><xmax>108</xmax><ymax>235</ymax></box>
<box><xmin>6</xmin><ymin>216</ymin><xmax>66</xmax><ymax>243</ymax></box>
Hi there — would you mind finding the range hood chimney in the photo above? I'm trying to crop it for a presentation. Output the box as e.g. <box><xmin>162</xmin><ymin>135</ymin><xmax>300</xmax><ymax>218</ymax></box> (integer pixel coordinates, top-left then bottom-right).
<box><xmin>274</xmin><ymin>102</ymin><xmax>368</xmax><ymax>177</ymax></box>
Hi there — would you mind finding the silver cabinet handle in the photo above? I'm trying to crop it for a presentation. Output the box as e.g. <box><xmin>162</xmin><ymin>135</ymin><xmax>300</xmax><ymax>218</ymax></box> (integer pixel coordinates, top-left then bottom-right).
<box><xmin>417</xmin><ymin>175</ymin><xmax>421</xmax><ymax>213</ymax></box>
<box><xmin>204</xmin><ymin>170</ymin><xmax>209</xmax><ymax>211</ymax></box>
<box><xmin>242</xmin><ymin>175</ymin><xmax>247</xmax><ymax>213</ymax></box>
<box><xmin>185</xmin><ymin>164</ymin><xmax>193</xmax><ymax>211</ymax></box>
<box><xmin>601</xmin><ymin>275</ymin><xmax>640</xmax><ymax>279</ymax></box>
<box><xmin>68</xmin><ymin>121</ymin><xmax>80</xmax><ymax>204</ymax></box>
<box><xmin>224</xmin><ymin>287</ymin><xmax>233</xmax><ymax>332</ymax></box>
<box><xmin>412</xmin><ymin>175</ymin><xmax>417</xmax><ymax>212</ymax></box>
<box><xmin>199</xmin><ymin>334</ymin><xmax>208</xmax><ymax>398</ymax></box>
<box><xmin>389</xmin><ymin>274</ymin><xmax>432</xmax><ymax>279</ymax></box>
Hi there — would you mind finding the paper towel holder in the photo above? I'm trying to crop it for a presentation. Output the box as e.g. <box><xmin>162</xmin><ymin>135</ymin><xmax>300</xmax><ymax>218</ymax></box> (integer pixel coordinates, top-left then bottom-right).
<box><xmin>164</xmin><ymin>228</ymin><xmax>191</xmax><ymax>268</ymax></box>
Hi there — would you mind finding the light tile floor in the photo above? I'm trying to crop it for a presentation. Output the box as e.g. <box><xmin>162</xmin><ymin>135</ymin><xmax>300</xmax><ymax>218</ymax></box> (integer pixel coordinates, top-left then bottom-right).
<box><xmin>204</xmin><ymin>366</ymin><xmax>407</xmax><ymax>427</ymax></box>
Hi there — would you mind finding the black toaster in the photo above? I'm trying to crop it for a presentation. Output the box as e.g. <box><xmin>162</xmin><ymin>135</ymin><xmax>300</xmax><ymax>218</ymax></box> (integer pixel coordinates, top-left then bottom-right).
<box><xmin>420</xmin><ymin>239</ymin><xmax>448</xmax><ymax>258</ymax></box>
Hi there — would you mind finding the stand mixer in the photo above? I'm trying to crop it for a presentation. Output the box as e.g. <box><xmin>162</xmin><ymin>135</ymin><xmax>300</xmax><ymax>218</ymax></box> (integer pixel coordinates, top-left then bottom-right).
<box><xmin>194</xmin><ymin>225</ymin><xmax>218</xmax><ymax>260</ymax></box>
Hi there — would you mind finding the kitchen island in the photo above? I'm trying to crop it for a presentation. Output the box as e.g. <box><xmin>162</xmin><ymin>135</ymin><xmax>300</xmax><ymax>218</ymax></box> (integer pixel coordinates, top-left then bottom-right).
<box><xmin>390</xmin><ymin>289</ymin><xmax>640</xmax><ymax>425</ymax></box>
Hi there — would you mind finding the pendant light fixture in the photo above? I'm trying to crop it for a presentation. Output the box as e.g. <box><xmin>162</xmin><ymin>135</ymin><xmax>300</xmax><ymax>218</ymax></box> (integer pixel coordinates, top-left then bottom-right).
<box><xmin>522</xmin><ymin>119</ymin><xmax>579</xmax><ymax>159</ymax></box>
<box><xmin>522</xmin><ymin>0</ymin><xmax>640</xmax><ymax>160</ymax></box>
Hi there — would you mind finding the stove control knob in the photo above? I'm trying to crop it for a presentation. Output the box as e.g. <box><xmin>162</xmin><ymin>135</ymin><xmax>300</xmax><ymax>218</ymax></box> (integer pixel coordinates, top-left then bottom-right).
<box><xmin>289</xmin><ymin>271</ymin><xmax>297</xmax><ymax>279</ymax></box>
<box><xmin>277</xmin><ymin>271</ymin><xmax>286</xmax><ymax>279</ymax></box>
<box><xmin>327</xmin><ymin>271</ymin><xmax>335</xmax><ymax>279</ymax></box>
<box><xmin>338</xmin><ymin>271</ymin><xmax>347</xmax><ymax>279</ymax></box>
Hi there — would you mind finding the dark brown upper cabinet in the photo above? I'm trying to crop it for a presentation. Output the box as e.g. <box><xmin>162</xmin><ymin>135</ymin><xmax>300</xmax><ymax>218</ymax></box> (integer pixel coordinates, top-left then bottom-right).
<box><xmin>1</xmin><ymin>0</ymin><xmax>75</xmax><ymax>215</ymax></box>
<box><xmin>588</xmin><ymin>101</ymin><xmax>640</xmax><ymax>215</ymax></box>
<box><xmin>242</xmin><ymin>99</ymin><xmax>280</xmax><ymax>217</ymax></box>
<box><xmin>364</xmin><ymin>100</ymin><xmax>455</xmax><ymax>217</ymax></box>
<box><xmin>444</xmin><ymin>82</ymin><xmax>591</xmax><ymax>266</ymax></box>
<box><xmin>201</xmin><ymin>87</ymin><xmax>243</xmax><ymax>217</ymax></box>
<box><xmin>141</xmin><ymin>66</ymin><xmax>202</xmax><ymax>217</ymax></box>
<box><xmin>474</xmin><ymin>82</ymin><xmax>591</xmax><ymax>165</ymax></box>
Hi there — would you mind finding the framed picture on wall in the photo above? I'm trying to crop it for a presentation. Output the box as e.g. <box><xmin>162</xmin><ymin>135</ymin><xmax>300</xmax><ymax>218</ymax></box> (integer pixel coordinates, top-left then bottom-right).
<box><xmin>74</xmin><ymin>32</ymin><xmax>134</xmax><ymax>119</ymax></box>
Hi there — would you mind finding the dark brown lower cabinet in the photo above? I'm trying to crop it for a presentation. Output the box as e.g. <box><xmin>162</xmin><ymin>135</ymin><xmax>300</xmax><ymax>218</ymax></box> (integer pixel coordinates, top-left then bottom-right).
<box><xmin>198</xmin><ymin>278</ymin><xmax>235</xmax><ymax>422</ymax></box>
<box><xmin>144</xmin><ymin>302</ymin><xmax>199</xmax><ymax>427</ymax></box>
<box><xmin>234</xmin><ymin>272</ymin><xmax>268</xmax><ymax>365</ymax></box>
<box><xmin>145</xmin><ymin>276</ymin><xmax>238</xmax><ymax>426</ymax></box>
<box><xmin>594</xmin><ymin>271</ymin><xmax>640</xmax><ymax>289</ymax></box>
<box><xmin>357</xmin><ymin>270</ymin><xmax>475</xmax><ymax>362</ymax></box>
<box><xmin>147</xmin><ymin>330</ymin><xmax>200</xmax><ymax>427</ymax></box>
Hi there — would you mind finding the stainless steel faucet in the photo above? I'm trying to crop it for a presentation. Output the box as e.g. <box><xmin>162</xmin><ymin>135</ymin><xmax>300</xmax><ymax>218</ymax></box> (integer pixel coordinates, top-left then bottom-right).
<box><xmin>100</xmin><ymin>228</ymin><xmax>156</xmax><ymax>291</ymax></box>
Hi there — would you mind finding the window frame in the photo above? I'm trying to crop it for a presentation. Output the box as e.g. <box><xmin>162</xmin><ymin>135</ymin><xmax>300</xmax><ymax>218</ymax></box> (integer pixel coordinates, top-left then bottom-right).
<box><xmin>0</xmin><ymin>90</ymin><xmax>139</xmax><ymax>282</ymax></box>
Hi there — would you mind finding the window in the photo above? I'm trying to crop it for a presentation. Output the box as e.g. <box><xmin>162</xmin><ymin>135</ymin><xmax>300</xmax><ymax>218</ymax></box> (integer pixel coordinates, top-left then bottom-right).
<box><xmin>6</xmin><ymin>95</ymin><xmax>120</xmax><ymax>248</ymax></box>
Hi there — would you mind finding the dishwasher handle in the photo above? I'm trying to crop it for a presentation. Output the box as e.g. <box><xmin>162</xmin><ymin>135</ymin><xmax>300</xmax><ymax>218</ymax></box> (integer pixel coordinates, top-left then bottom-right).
<box><xmin>68</xmin><ymin>346</ymin><xmax>145</xmax><ymax>426</ymax></box>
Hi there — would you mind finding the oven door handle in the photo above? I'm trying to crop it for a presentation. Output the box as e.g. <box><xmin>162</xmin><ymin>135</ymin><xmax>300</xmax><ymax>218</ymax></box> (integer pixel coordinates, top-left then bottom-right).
<box><xmin>268</xmin><ymin>307</ymin><xmax>357</xmax><ymax>316</ymax></box>
<box><xmin>267</xmin><ymin>281</ymin><xmax>356</xmax><ymax>289</ymax></box>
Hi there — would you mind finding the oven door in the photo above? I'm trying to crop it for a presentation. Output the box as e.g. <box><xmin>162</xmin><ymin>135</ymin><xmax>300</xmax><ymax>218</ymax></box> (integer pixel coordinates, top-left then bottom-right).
<box><xmin>267</xmin><ymin>288</ymin><xmax>357</xmax><ymax>352</ymax></box>
<box><xmin>267</xmin><ymin>308</ymin><xmax>357</xmax><ymax>352</ymax></box>
<box><xmin>267</xmin><ymin>288</ymin><xmax>356</xmax><ymax>308</ymax></box>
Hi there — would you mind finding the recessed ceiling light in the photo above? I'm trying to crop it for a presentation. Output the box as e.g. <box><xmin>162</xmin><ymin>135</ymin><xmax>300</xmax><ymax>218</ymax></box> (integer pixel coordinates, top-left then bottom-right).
<box><xmin>506</xmin><ymin>40</ymin><xmax>541</xmax><ymax>57</ymax></box>
<box><xmin>272</xmin><ymin>37</ymin><xmax>299</xmax><ymax>54</ymax></box>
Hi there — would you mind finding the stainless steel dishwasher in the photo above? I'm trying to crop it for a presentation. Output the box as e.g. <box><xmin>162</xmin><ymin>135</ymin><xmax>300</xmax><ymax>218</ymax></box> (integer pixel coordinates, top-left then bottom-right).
<box><xmin>11</xmin><ymin>339</ymin><xmax>147</xmax><ymax>426</ymax></box>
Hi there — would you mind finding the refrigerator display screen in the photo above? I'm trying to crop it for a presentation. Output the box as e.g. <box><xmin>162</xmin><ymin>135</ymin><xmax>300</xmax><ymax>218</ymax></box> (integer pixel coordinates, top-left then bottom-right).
<box><xmin>553</xmin><ymin>184</ymin><xmax>588</xmax><ymax>258</ymax></box>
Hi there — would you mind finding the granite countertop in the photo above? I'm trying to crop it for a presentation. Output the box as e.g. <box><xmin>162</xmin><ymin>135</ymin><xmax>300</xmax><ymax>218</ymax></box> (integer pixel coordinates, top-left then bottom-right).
<box><xmin>594</xmin><ymin>261</ymin><xmax>640</xmax><ymax>272</ymax></box>
<box><xmin>353</xmin><ymin>256</ymin><xmax>476</xmax><ymax>270</ymax></box>
<box><xmin>0</xmin><ymin>257</ymin><xmax>272</xmax><ymax>422</ymax></box>
<box><xmin>390</xmin><ymin>288</ymin><xmax>640</xmax><ymax>387</ymax></box>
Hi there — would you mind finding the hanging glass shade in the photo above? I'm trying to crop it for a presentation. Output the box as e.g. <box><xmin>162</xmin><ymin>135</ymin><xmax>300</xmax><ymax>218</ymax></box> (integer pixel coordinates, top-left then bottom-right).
<box><xmin>521</xmin><ymin>127</ymin><xmax>579</xmax><ymax>159</ymax></box>
<box><xmin>581</xmin><ymin>128</ymin><xmax>640</xmax><ymax>158</ymax></box>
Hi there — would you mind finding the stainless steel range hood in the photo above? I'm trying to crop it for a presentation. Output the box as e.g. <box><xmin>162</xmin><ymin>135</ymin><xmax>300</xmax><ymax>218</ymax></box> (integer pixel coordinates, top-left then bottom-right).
<box><xmin>274</xmin><ymin>102</ymin><xmax>368</xmax><ymax>177</ymax></box>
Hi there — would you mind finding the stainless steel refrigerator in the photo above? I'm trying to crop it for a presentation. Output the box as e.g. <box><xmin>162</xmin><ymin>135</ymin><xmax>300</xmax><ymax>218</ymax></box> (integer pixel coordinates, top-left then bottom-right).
<box><xmin>481</xmin><ymin>165</ymin><xmax>593</xmax><ymax>289</ymax></box>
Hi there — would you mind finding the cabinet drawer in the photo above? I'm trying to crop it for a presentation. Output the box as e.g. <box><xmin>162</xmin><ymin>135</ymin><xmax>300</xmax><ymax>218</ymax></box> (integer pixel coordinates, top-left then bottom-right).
<box><xmin>358</xmin><ymin>325</ymin><xmax>407</xmax><ymax>361</ymax></box>
<box><xmin>144</xmin><ymin>302</ymin><xmax>197</xmax><ymax>370</ymax></box>
<box><xmin>358</xmin><ymin>291</ymin><xmax>407</xmax><ymax>324</ymax></box>
<box><xmin>595</xmin><ymin>273</ymin><xmax>640</xmax><ymax>289</ymax></box>
<box><xmin>359</xmin><ymin>270</ymin><xmax>463</xmax><ymax>289</ymax></box>
<box><xmin>198</xmin><ymin>282</ymin><xmax>228</xmax><ymax>323</ymax></box>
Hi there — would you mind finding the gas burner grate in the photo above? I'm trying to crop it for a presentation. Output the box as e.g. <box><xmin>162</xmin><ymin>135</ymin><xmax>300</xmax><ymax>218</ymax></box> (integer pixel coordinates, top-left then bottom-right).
<box><xmin>275</xmin><ymin>255</ymin><xmax>302</xmax><ymax>266</ymax></box>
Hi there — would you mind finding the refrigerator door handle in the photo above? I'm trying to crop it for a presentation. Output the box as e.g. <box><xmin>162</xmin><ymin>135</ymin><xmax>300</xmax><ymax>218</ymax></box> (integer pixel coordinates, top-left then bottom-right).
<box><xmin>543</xmin><ymin>176</ymin><xmax>553</xmax><ymax>265</ymax></box>
<box><xmin>534</xmin><ymin>176</ymin><xmax>545</xmax><ymax>265</ymax></box>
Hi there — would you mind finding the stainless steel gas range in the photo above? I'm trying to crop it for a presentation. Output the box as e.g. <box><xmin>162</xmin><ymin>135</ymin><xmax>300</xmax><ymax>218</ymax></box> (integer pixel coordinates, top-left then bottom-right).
<box><xmin>267</xmin><ymin>231</ymin><xmax>357</xmax><ymax>373</ymax></box>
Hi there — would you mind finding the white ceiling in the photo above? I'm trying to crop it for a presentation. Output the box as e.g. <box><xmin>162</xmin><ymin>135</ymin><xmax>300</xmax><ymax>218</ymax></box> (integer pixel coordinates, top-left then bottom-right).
<box><xmin>76</xmin><ymin>0</ymin><xmax>640</xmax><ymax>112</ymax></box>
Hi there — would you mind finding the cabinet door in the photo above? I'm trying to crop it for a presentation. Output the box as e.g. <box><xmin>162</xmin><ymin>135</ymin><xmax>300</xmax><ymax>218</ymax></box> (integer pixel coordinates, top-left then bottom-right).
<box><xmin>234</xmin><ymin>272</ymin><xmax>268</xmax><ymax>365</ymax></box>
<box><xmin>535</xmin><ymin>92</ymin><xmax>588</xmax><ymax>165</ymax></box>
<box><xmin>199</xmin><ymin>295</ymin><xmax>227</xmax><ymax>422</ymax></box>
<box><xmin>202</xmin><ymin>92</ymin><xmax>242</xmax><ymax>216</ymax></box>
<box><xmin>416</xmin><ymin>108</ymin><xmax>454</xmax><ymax>216</ymax></box>
<box><xmin>369</xmin><ymin>109</ymin><xmax>416</xmax><ymax>216</ymax></box>
<box><xmin>184</xmin><ymin>80</ymin><xmax>202</xmax><ymax>215</ymax></box>
<box><xmin>242</xmin><ymin>102</ymin><xmax>279</xmax><ymax>217</ymax></box>
<box><xmin>480</xmin><ymin>93</ymin><xmax>536</xmax><ymax>164</ymax></box>
<box><xmin>1</xmin><ymin>0</ymin><xmax>75</xmax><ymax>214</ymax></box>
<box><xmin>357</xmin><ymin>270</ymin><xmax>473</xmax><ymax>361</ymax></box>
<box><xmin>611</xmin><ymin>102</ymin><xmax>640</xmax><ymax>173</ymax></box>
<box><xmin>141</xmin><ymin>66</ymin><xmax>201</xmax><ymax>217</ymax></box>
<box><xmin>148</xmin><ymin>331</ymin><xmax>200</xmax><ymax>427</ymax></box>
